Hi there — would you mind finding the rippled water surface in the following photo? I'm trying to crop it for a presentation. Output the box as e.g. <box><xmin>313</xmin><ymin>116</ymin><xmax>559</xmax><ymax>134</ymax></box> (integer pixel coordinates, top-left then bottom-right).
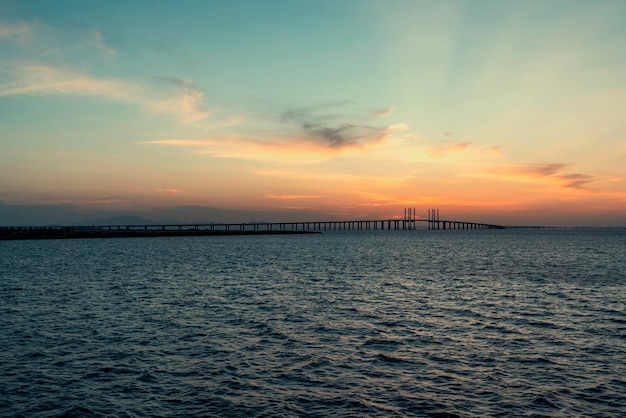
<box><xmin>1</xmin><ymin>229</ymin><xmax>625</xmax><ymax>417</ymax></box>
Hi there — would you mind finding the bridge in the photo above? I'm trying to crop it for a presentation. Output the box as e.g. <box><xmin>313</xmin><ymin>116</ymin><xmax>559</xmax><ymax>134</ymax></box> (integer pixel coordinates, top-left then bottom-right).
<box><xmin>0</xmin><ymin>208</ymin><xmax>504</xmax><ymax>240</ymax></box>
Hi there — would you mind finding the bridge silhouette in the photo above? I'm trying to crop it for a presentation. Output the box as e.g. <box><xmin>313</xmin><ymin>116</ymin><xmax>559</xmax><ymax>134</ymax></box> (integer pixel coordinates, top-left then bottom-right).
<box><xmin>148</xmin><ymin>207</ymin><xmax>502</xmax><ymax>232</ymax></box>
<box><xmin>0</xmin><ymin>208</ymin><xmax>505</xmax><ymax>240</ymax></box>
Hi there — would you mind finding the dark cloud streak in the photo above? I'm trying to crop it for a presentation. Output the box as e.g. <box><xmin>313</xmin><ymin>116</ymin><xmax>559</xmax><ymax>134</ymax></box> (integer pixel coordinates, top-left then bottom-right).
<box><xmin>280</xmin><ymin>108</ymin><xmax>388</xmax><ymax>149</ymax></box>
<box><xmin>558</xmin><ymin>173</ymin><xmax>594</xmax><ymax>189</ymax></box>
<box><xmin>516</xmin><ymin>163</ymin><xmax>594</xmax><ymax>189</ymax></box>
<box><xmin>524</xmin><ymin>163</ymin><xmax>568</xmax><ymax>177</ymax></box>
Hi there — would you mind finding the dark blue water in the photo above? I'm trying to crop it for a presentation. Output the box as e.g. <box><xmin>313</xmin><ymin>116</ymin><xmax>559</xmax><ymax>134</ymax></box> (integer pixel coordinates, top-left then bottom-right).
<box><xmin>1</xmin><ymin>229</ymin><xmax>625</xmax><ymax>417</ymax></box>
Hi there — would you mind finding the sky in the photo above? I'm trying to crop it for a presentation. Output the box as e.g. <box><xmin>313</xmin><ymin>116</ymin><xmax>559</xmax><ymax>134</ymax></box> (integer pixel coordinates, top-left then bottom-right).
<box><xmin>1</xmin><ymin>0</ymin><xmax>626</xmax><ymax>226</ymax></box>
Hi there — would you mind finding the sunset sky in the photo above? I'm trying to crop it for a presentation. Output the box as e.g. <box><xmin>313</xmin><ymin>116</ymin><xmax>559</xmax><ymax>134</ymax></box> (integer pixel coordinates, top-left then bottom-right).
<box><xmin>1</xmin><ymin>0</ymin><xmax>625</xmax><ymax>226</ymax></box>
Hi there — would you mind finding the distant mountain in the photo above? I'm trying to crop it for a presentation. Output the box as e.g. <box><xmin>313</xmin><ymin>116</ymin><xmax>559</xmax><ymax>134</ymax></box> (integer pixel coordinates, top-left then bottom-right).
<box><xmin>78</xmin><ymin>215</ymin><xmax>156</xmax><ymax>226</ymax></box>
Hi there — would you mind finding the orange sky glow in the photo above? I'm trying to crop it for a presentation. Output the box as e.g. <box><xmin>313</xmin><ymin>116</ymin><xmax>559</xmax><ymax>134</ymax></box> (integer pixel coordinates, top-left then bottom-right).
<box><xmin>1</xmin><ymin>1</ymin><xmax>625</xmax><ymax>226</ymax></box>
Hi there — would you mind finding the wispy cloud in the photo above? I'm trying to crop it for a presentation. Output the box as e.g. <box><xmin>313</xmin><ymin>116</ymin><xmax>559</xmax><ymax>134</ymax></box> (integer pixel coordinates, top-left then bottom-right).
<box><xmin>519</xmin><ymin>163</ymin><xmax>567</xmax><ymax>177</ymax></box>
<box><xmin>42</xmin><ymin>196</ymin><xmax>133</xmax><ymax>207</ymax></box>
<box><xmin>157</xmin><ymin>188</ymin><xmax>184</xmax><ymax>194</ymax></box>
<box><xmin>0</xmin><ymin>65</ymin><xmax>213</xmax><ymax>123</ymax></box>
<box><xmin>489</xmin><ymin>163</ymin><xmax>595</xmax><ymax>189</ymax></box>
<box><xmin>280</xmin><ymin>107</ymin><xmax>395</xmax><ymax>149</ymax></box>
<box><xmin>558</xmin><ymin>173</ymin><xmax>594</xmax><ymax>189</ymax></box>
<box><xmin>0</xmin><ymin>19</ymin><xmax>213</xmax><ymax>124</ymax></box>
<box><xmin>266</xmin><ymin>194</ymin><xmax>324</xmax><ymax>200</ymax></box>
<box><xmin>0</xmin><ymin>65</ymin><xmax>137</xmax><ymax>98</ymax></box>
<box><xmin>86</xmin><ymin>30</ymin><xmax>116</xmax><ymax>56</ymax></box>
<box><xmin>146</xmin><ymin>136</ymin><xmax>329</xmax><ymax>163</ymax></box>
<box><xmin>148</xmin><ymin>77</ymin><xmax>213</xmax><ymax>123</ymax></box>
<box><xmin>427</xmin><ymin>141</ymin><xmax>473</xmax><ymax>158</ymax></box>
<box><xmin>146</xmin><ymin>139</ymin><xmax>218</xmax><ymax>147</ymax></box>
<box><xmin>0</xmin><ymin>22</ymin><xmax>32</xmax><ymax>43</ymax></box>
<box><xmin>254</xmin><ymin>168</ymin><xmax>416</xmax><ymax>187</ymax></box>
<box><xmin>146</xmin><ymin>121</ymin><xmax>405</xmax><ymax>162</ymax></box>
<box><xmin>354</xmin><ymin>191</ymin><xmax>398</xmax><ymax>207</ymax></box>
<box><xmin>486</xmin><ymin>145</ymin><xmax>504</xmax><ymax>156</ymax></box>
<box><xmin>418</xmin><ymin>141</ymin><xmax>503</xmax><ymax>161</ymax></box>
<box><xmin>373</xmin><ymin>107</ymin><xmax>393</xmax><ymax>118</ymax></box>
<box><xmin>145</xmin><ymin>104</ymin><xmax>408</xmax><ymax>161</ymax></box>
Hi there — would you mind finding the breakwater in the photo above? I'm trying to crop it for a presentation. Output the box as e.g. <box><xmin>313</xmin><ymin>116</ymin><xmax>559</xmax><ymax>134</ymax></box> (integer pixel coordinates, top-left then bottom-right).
<box><xmin>0</xmin><ymin>226</ymin><xmax>319</xmax><ymax>240</ymax></box>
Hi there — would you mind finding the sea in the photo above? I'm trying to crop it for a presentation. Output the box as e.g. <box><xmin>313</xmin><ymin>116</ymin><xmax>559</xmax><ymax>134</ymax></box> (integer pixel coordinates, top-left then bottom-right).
<box><xmin>1</xmin><ymin>229</ymin><xmax>625</xmax><ymax>417</ymax></box>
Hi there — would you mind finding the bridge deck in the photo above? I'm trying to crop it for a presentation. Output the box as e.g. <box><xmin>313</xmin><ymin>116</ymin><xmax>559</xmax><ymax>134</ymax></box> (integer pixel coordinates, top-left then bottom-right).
<box><xmin>0</xmin><ymin>219</ymin><xmax>504</xmax><ymax>240</ymax></box>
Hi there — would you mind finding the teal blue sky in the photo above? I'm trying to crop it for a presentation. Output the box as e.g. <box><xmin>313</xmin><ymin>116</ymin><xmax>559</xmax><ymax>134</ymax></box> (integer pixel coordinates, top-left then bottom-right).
<box><xmin>1</xmin><ymin>0</ymin><xmax>626</xmax><ymax>226</ymax></box>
